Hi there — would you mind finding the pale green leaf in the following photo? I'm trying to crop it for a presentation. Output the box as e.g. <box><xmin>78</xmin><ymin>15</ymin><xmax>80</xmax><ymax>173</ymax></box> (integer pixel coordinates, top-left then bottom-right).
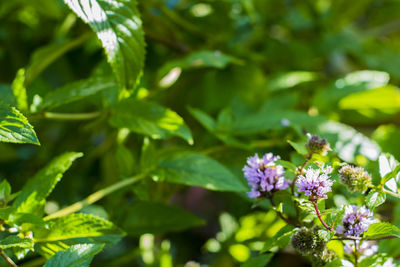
<box><xmin>44</xmin><ymin>243</ymin><xmax>104</xmax><ymax>267</ymax></box>
<box><xmin>11</xmin><ymin>69</ymin><xmax>28</xmax><ymax>112</ymax></box>
<box><xmin>0</xmin><ymin>235</ymin><xmax>33</xmax><ymax>250</ymax></box>
<box><xmin>64</xmin><ymin>0</ymin><xmax>146</xmax><ymax>92</ymax></box>
<box><xmin>155</xmin><ymin>152</ymin><xmax>247</xmax><ymax>192</ymax></box>
<box><xmin>366</xmin><ymin>189</ymin><xmax>386</xmax><ymax>210</ymax></box>
<box><xmin>363</xmin><ymin>222</ymin><xmax>400</xmax><ymax>240</ymax></box>
<box><xmin>0</xmin><ymin>103</ymin><xmax>40</xmax><ymax>145</ymax></box>
<box><xmin>12</xmin><ymin>152</ymin><xmax>83</xmax><ymax>215</ymax></box>
<box><xmin>109</xmin><ymin>98</ymin><xmax>193</xmax><ymax>144</ymax></box>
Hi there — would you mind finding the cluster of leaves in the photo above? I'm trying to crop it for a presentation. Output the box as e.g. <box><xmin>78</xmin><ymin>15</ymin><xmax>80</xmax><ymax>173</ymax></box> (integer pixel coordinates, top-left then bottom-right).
<box><xmin>2</xmin><ymin>0</ymin><xmax>400</xmax><ymax>266</ymax></box>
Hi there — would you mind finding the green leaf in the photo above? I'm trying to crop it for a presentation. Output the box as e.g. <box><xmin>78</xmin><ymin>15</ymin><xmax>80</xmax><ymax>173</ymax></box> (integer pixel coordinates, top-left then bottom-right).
<box><xmin>44</xmin><ymin>243</ymin><xmax>104</xmax><ymax>267</ymax></box>
<box><xmin>0</xmin><ymin>84</ymin><xmax>16</xmax><ymax>106</ymax></box>
<box><xmin>261</xmin><ymin>224</ymin><xmax>295</xmax><ymax>252</ymax></box>
<box><xmin>240</xmin><ymin>254</ymin><xmax>274</xmax><ymax>267</ymax></box>
<box><xmin>155</xmin><ymin>152</ymin><xmax>247</xmax><ymax>192</ymax></box>
<box><xmin>0</xmin><ymin>179</ymin><xmax>11</xmax><ymax>201</ymax></box>
<box><xmin>122</xmin><ymin>201</ymin><xmax>205</xmax><ymax>236</ymax></box>
<box><xmin>64</xmin><ymin>0</ymin><xmax>145</xmax><ymax>92</ymax></box>
<box><xmin>188</xmin><ymin>106</ymin><xmax>217</xmax><ymax>132</ymax></box>
<box><xmin>276</xmin><ymin>160</ymin><xmax>297</xmax><ymax>172</ymax></box>
<box><xmin>35</xmin><ymin>213</ymin><xmax>124</xmax><ymax>257</ymax></box>
<box><xmin>109</xmin><ymin>98</ymin><xmax>193</xmax><ymax>144</ymax></box>
<box><xmin>0</xmin><ymin>103</ymin><xmax>40</xmax><ymax>145</ymax></box>
<box><xmin>12</xmin><ymin>152</ymin><xmax>83</xmax><ymax>215</ymax></box>
<box><xmin>269</xmin><ymin>71</ymin><xmax>318</xmax><ymax>91</ymax></box>
<box><xmin>11</xmin><ymin>69</ymin><xmax>28</xmax><ymax>112</ymax></box>
<box><xmin>38</xmin><ymin>77</ymin><xmax>117</xmax><ymax>111</ymax></box>
<box><xmin>288</xmin><ymin>140</ymin><xmax>308</xmax><ymax>156</ymax></box>
<box><xmin>0</xmin><ymin>235</ymin><xmax>33</xmax><ymax>250</ymax></box>
<box><xmin>366</xmin><ymin>189</ymin><xmax>386</xmax><ymax>210</ymax></box>
<box><xmin>363</xmin><ymin>222</ymin><xmax>400</xmax><ymax>240</ymax></box>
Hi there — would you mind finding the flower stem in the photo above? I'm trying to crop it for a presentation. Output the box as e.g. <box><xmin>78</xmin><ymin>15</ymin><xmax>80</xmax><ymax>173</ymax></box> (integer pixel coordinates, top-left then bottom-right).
<box><xmin>268</xmin><ymin>196</ymin><xmax>297</xmax><ymax>226</ymax></box>
<box><xmin>353</xmin><ymin>240</ymin><xmax>358</xmax><ymax>267</ymax></box>
<box><xmin>291</xmin><ymin>154</ymin><xmax>311</xmax><ymax>221</ymax></box>
<box><xmin>313</xmin><ymin>201</ymin><xmax>333</xmax><ymax>231</ymax></box>
<box><xmin>44</xmin><ymin>174</ymin><xmax>146</xmax><ymax>220</ymax></box>
<box><xmin>0</xmin><ymin>249</ymin><xmax>17</xmax><ymax>267</ymax></box>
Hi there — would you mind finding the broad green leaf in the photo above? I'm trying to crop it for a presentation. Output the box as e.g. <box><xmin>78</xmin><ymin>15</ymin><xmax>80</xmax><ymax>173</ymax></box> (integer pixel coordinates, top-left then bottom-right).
<box><xmin>366</xmin><ymin>189</ymin><xmax>386</xmax><ymax>210</ymax></box>
<box><xmin>12</xmin><ymin>152</ymin><xmax>83</xmax><ymax>215</ymax></box>
<box><xmin>363</xmin><ymin>222</ymin><xmax>400</xmax><ymax>240</ymax></box>
<box><xmin>0</xmin><ymin>179</ymin><xmax>11</xmax><ymax>201</ymax></box>
<box><xmin>240</xmin><ymin>254</ymin><xmax>274</xmax><ymax>267</ymax></box>
<box><xmin>122</xmin><ymin>201</ymin><xmax>205</xmax><ymax>236</ymax></box>
<box><xmin>339</xmin><ymin>85</ymin><xmax>400</xmax><ymax>112</ymax></box>
<box><xmin>44</xmin><ymin>243</ymin><xmax>104</xmax><ymax>267</ymax></box>
<box><xmin>64</xmin><ymin>0</ymin><xmax>146</xmax><ymax>92</ymax></box>
<box><xmin>261</xmin><ymin>224</ymin><xmax>295</xmax><ymax>252</ymax></box>
<box><xmin>288</xmin><ymin>140</ymin><xmax>308</xmax><ymax>156</ymax></box>
<box><xmin>155</xmin><ymin>152</ymin><xmax>247</xmax><ymax>192</ymax></box>
<box><xmin>109</xmin><ymin>98</ymin><xmax>193</xmax><ymax>144</ymax></box>
<box><xmin>35</xmin><ymin>213</ymin><xmax>124</xmax><ymax>257</ymax></box>
<box><xmin>0</xmin><ymin>235</ymin><xmax>33</xmax><ymax>250</ymax></box>
<box><xmin>188</xmin><ymin>107</ymin><xmax>216</xmax><ymax>132</ymax></box>
<box><xmin>0</xmin><ymin>103</ymin><xmax>40</xmax><ymax>145</ymax></box>
<box><xmin>38</xmin><ymin>77</ymin><xmax>117</xmax><ymax>111</ymax></box>
<box><xmin>11</xmin><ymin>69</ymin><xmax>28</xmax><ymax>112</ymax></box>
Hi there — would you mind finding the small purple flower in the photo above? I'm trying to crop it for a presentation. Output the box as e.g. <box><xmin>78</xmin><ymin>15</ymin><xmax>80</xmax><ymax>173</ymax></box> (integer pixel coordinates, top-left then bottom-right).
<box><xmin>242</xmin><ymin>153</ymin><xmax>288</xmax><ymax>198</ymax></box>
<box><xmin>344</xmin><ymin>241</ymin><xmax>377</xmax><ymax>256</ymax></box>
<box><xmin>336</xmin><ymin>205</ymin><xmax>374</xmax><ymax>237</ymax></box>
<box><xmin>296</xmin><ymin>166</ymin><xmax>333</xmax><ymax>200</ymax></box>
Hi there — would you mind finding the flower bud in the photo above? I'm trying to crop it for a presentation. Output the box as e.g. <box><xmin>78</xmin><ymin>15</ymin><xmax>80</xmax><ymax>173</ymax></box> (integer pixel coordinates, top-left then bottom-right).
<box><xmin>305</xmin><ymin>133</ymin><xmax>331</xmax><ymax>155</ymax></box>
<box><xmin>291</xmin><ymin>226</ymin><xmax>326</xmax><ymax>256</ymax></box>
<box><xmin>339</xmin><ymin>164</ymin><xmax>371</xmax><ymax>193</ymax></box>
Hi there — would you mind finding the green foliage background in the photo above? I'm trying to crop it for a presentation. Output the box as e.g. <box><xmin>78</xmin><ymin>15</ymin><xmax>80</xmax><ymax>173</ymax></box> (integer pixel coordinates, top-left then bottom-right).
<box><xmin>2</xmin><ymin>0</ymin><xmax>400</xmax><ymax>266</ymax></box>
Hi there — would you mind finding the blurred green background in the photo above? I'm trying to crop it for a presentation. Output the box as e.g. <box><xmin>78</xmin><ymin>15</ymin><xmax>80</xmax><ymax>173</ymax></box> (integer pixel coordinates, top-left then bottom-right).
<box><xmin>2</xmin><ymin>0</ymin><xmax>400</xmax><ymax>266</ymax></box>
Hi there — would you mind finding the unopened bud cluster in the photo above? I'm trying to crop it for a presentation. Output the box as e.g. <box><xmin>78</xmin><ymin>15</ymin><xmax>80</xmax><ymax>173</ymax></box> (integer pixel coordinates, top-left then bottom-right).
<box><xmin>306</xmin><ymin>133</ymin><xmax>331</xmax><ymax>155</ymax></box>
<box><xmin>339</xmin><ymin>165</ymin><xmax>371</xmax><ymax>193</ymax></box>
<box><xmin>291</xmin><ymin>226</ymin><xmax>326</xmax><ymax>256</ymax></box>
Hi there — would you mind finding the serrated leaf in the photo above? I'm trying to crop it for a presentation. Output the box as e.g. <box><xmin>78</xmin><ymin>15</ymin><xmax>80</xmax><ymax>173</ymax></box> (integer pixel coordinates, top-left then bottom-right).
<box><xmin>64</xmin><ymin>0</ymin><xmax>145</xmax><ymax>92</ymax></box>
<box><xmin>38</xmin><ymin>77</ymin><xmax>117</xmax><ymax>111</ymax></box>
<box><xmin>0</xmin><ymin>235</ymin><xmax>33</xmax><ymax>250</ymax></box>
<box><xmin>363</xmin><ymin>222</ymin><xmax>400</xmax><ymax>240</ymax></box>
<box><xmin>366</xmin><ymin>189</ymin><xmax>386</xmax><ymax>210</ymax></box>
<box><xmin>44</xmin><ymin>243</ymin><xmax>104</xmax><ymax>267</ymax></box>
<box><xmin>0</xmin><ymin>103</ymin><xmax>39</xmax><ymax>145</ymax></box>
<box><xmin>155</xmin><ymin>152</ymin><xmax>247</xmax><ymax>192</ymax></box>
<box><xmin>122</xmin><ymin>201</ymin><xmax>205</xmax><ymax>236</ymax></box>
<box><xmin>36</xmin><ymin>213</ymin><xmax>124</xmax><ymax>257</ymax></box>
<box><xmin>109</xmin><ymin>98</ymin><xmax>193</xmax><ymax>144</ymax></box>
<box><xmin>12</xmin><ymin>152</ymin><xmax>83</xmax><ymax>215</ymax></box>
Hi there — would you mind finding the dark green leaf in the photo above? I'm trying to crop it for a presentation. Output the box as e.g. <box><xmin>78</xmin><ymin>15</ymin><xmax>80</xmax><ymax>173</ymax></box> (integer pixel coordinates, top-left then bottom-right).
<box><xmin>44</xmin><ymin>243</ymin><xmax>104</xmax><ymax>267</ymax></box>
<box><xmin>155</xmin><ymin>152</ymin><xmax>247</xmax><ymax>192</ymax></box>
<box><xmin>109</xmin><ymin>99</ymin><xmax>193</xmax><ymax>144</ymax></box>
<box><xmin>240</xmin><ymin>254</ymin><xmax>273</xmax><ymax>267</ymax></box>
<box><xmin>64</xmin><ymin>0</ymin><xmax>145</xmax><ymax>92</ymax></box>
<box><xmin>0</xmin><ymin>235</ymin><xmax>33</xmax><ymax>250</ymax></box>
<box><xmin>122</xmin><ymin>201</ymin><xmax>205</xmax><ymax>236</ymax></box>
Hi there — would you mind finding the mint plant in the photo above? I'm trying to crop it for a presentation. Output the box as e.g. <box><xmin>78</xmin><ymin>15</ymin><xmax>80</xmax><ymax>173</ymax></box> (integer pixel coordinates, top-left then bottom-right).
<box><xmin>242</xmin><ymin>136</ymin><xmax>400</xmax><ymax>266</ymax></box>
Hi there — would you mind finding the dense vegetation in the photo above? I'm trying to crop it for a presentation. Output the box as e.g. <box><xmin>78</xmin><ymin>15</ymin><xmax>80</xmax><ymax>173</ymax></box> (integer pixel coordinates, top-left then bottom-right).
<box><xmin>2</xmin><ymin>0</ymin><xmax>400</xmax><ymax>266</ymax></box>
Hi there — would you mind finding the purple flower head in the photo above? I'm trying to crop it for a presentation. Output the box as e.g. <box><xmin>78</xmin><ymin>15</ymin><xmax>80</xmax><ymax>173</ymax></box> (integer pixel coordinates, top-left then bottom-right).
<box><xmin>242</xmin><ymin>153</ymin><xmax>288</xmax><ymax>198</ymax></box>
<box><xmin>336</xmin><ymin>205</ymin><xmax>374</xmax><ymax>237</ymax></box>
<box><xmin>296</xmin><ymin>166</ymin><xmax>333</xmax><ymax>200</ymax></box>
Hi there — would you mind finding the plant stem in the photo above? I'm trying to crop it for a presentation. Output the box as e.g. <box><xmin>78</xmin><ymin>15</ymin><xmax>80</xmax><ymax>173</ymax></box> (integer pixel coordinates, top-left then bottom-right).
<box><xmin>44</xmin><ymin>174</ymin><xmax>146</xmax><ymax>220</ymax></box>
<box><xmin>291</xmin><ymin>154</ymin><xmax>311</xmax><ymax>222</ymax></box>
<box><xmin>354</xmin><ymin>240</ymin><xmax>358</xmax><ymax>267</ymax></box>
<box><xmin>0</xmin><ymin>249</ymin><xmax>17</xmax><ymax>267</ymax></box>
<box><xmin>268</xmin><ymin>196</ymin><xmax>297</xmax><ymax>226</ymax></box>
<box><xmin>313</xmin><ymin>201</ymin><xmax>333</xmax><ymax>231</ymax></box>
<box><xmin>332</xmin><ymin>235</ymin><xmax>398</xmax><ymax>241</ymax></box>
<box><xmin>43</xmin><ymin>111</ymin><xmax>102</xmax><ymax>120</ymax></box>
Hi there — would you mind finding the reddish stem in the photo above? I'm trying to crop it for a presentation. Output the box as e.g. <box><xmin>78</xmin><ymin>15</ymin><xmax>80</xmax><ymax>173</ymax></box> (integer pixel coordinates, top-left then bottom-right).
<box><xmin>313</xmin><ymin>201</ymin><xmax>333</xmax><ymax>231</ymax></box>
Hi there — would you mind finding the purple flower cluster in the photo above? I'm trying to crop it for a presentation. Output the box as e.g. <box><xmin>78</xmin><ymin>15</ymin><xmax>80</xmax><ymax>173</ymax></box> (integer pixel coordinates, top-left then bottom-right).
<box><xmin>242</xmin><ymin>153</ymin><xmax>288</xmax><ymax>198</ymax></box>
<box><xmin>336</xmin><ymin>205</ymin><xmax>374</xmax><ymax>237</ymax></box>
<box><xmin>296</xmin><ymin>166</ymin><xmax>333</xmax><ymax>200</ymax></box>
